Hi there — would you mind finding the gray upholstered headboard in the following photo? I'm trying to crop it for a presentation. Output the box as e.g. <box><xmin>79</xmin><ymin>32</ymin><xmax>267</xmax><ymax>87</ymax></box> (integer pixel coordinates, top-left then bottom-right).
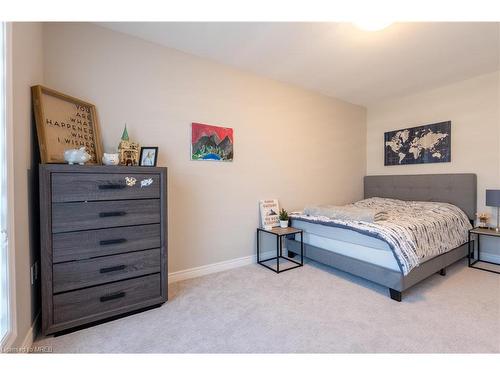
<box><xmin>364</xmin><ymin>174</ymin><xmax>477</xmax><ymax>220</ymax></box>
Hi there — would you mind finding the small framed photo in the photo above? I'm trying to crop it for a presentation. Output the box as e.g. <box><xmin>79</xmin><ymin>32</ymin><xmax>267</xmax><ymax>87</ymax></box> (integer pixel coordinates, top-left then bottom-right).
<box><xmin>139</xmin><ymin>147</ymin><xmax>158</xmax><ymax>167</ymax></box>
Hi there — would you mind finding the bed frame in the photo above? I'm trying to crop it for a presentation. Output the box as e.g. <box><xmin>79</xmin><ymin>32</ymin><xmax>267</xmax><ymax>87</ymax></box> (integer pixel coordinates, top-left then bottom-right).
<box><xmin>286</xmin><ymin>173</ymin><xmax>477</xmax><ymax>301</ymax></box>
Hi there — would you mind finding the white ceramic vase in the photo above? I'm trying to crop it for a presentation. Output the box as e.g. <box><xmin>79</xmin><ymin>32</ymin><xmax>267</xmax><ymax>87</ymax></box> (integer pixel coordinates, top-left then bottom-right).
<box><xmin>102</xmin><ymin>153</ymin><xmax>120</xmax><ymax>166</ymax></box>
<box><xmin>280</xmin><ymin>220</ymin><xmax>289</xmax><ymax>228</ymax></box>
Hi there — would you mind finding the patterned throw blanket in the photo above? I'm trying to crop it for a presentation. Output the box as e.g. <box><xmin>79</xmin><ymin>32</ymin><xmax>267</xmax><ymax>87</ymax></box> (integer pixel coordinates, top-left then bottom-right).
<box><xmin>290</xmin><ymin>197</ymin><xmax>472</xmax><ymax>275</ymax></box>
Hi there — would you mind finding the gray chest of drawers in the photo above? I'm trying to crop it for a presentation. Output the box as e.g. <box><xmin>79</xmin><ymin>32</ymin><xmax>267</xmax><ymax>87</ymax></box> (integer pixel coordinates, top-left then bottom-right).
<box><xmin>40</xmin><ymin>164</ymin><xmax>167</xmax><ymax>335</ymax></box>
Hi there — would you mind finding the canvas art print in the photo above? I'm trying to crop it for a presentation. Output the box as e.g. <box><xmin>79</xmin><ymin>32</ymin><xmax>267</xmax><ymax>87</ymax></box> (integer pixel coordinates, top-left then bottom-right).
<box><xmin>191</xmin><ymin>123</ymin><xmax>234</xmax><ymax>161</ymax></box>
<box><xmin>259</xmin><ymin>199</ymin><xmax>280</xmax><ymax>229</ymax></box>
<box><xmin>384</xmin><ymin>121</ymin><xmax>451</xmax><ymax>166</ymax></box>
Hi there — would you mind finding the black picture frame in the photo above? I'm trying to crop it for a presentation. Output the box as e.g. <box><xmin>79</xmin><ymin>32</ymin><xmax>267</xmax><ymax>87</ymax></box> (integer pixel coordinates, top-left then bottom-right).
<box><xmin>384</xmin><ymin>121</ymin><xmax>451</xmax><ymax>166</ymax></box>
<box><xmin>139</xmin><ymin>147</ymin><xmax>159</xmax><ymax>167</ymax></box>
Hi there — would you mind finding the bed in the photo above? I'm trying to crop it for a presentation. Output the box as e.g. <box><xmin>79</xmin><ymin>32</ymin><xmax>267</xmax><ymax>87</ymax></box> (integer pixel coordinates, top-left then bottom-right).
<box><xmin>286</xmin><ymin>173</ymin><xmax>477</xmax><ymax>301</ymax></box>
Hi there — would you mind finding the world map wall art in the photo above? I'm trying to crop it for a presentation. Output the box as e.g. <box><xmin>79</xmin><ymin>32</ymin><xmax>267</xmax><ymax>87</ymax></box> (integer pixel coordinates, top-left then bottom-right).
<box><xmin>191</xmin><ymin>122</ymin><xmax>234</xmax><ymax>161</ymax></box>
<box><xmin>384</xmin><ymin>121</ymin><xmax>451</xmax><ymax>166</ymax></box>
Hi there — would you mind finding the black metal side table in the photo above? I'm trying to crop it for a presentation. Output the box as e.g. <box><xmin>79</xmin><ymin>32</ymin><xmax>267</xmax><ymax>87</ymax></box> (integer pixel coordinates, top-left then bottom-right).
<box><xmin>468</xmin><ymin>227</ymin><xmax>500</xmax><ymax>274</ymax></box>
<box><xmin>257</xmin><ymin>226</ymin><xmax>304</xmax><ymax>273</ymax></box>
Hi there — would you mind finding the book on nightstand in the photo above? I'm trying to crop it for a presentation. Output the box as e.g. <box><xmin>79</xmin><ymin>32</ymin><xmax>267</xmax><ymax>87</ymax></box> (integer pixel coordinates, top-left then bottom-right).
<box><xmin>259</xmin><ymin>199</ymin><xmax>280</xmax><ymax>230</ymax></box>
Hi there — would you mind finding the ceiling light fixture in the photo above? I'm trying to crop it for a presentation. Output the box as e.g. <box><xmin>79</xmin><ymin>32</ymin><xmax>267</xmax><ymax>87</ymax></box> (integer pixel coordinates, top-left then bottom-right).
<box><xmin>353</xmin><ymin>20</ymin><xmax>393</xmax><ymax>32</ymax></box>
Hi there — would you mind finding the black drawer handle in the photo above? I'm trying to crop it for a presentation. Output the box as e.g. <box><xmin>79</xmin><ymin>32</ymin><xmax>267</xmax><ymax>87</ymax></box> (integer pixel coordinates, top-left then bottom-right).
<box><xmin>98</xmin><ymin>184</ymin><xmax>126</xmax><ymax>190</ymax></box>
<box><xmin>99</xmin><ymin>238</ymin><xmax>127</xmax><ymax>246</ymax></box>
<box><xmin>100</xmin><ymin>291</ymin><xmax>126</xmax><ymax>302</ymax></box>
<box><xmin>99</xmin><ymin>211</ymin><xmax>126</xmax><ymax>218</ymax></box>
<box><xmin>99</xmin><ymin>264</ymin><xmax>126</xmax><ymax>273</ymax></box>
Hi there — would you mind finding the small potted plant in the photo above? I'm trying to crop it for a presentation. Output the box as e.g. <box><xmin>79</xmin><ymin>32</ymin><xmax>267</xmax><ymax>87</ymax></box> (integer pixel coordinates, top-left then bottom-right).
<box><xmin>279</xmin><ymin>208</ymin><xmax>289</xmax><ymax>228</ymax></box>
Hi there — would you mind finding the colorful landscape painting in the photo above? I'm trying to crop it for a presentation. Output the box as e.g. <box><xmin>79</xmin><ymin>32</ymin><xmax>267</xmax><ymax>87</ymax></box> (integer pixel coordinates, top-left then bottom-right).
<box><xmin>191</xmin><ymin>123</ymin><xmax>234</xmax><ymax>161</ymax></box>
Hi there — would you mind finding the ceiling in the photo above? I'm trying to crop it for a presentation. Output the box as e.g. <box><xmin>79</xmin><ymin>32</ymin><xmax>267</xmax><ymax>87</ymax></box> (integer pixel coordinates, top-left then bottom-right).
<box><xmin>98</xmin><ymin>22</ymin><xmax>500</xmax><ymax>106</ymax></box>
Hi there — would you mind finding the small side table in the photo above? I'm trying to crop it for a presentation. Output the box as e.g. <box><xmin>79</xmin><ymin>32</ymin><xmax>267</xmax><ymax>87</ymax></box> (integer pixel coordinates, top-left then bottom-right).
<box><xmin>257</xmin><ymin>226</ymin><xmax>304</xmax><ymax>273</ymax></box>
<box><xmin>468</xmin><ymin>227</ymin><xmax>500</xmax><ymax>274</ymax></box>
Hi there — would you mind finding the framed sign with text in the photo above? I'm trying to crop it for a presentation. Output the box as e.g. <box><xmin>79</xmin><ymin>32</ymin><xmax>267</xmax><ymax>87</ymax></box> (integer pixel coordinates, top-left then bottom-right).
<box><xmin>31</xmin><ymin>85</ymin><xmax>103</xmax><ymax>164</ymax></box>
<box><xmin>259</xmin><ymin>199</ymin><xmax>280</xmax><ymax>229</ymax></box>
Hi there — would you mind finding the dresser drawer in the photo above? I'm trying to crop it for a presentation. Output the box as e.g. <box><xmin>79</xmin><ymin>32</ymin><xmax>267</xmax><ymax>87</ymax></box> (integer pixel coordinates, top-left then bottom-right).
<box><xmin>53</xmin><ymin>248</ymin><xmax>161</xmax><ymax>293</ymax></box>
<box><xmin>52</xmin><ymin>173</ymin><xmax>161</xmax><ymax>202</ymax></box>
<box><xmin>53</xmin><ymin>274</ymin><xmax>161</xmax><ymax>324</ymax></box>
<box><xmin>52</xmin><ymin>199</ymin><xmax>160</xmax><ymax>233</ymax></box>
<box><xmin>53</xmin><ymin>224</ymin><xmax>161</xmax><ymax>263</ymax></box>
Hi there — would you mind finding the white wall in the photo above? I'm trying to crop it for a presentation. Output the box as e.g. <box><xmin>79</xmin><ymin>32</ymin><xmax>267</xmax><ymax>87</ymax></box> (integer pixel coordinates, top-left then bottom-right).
<box><xmin>367</xmin><ymin>71</ymin><xmax>500</xmax><ymax>256</ymax></box>
<box><xmin>42</xmin><ymin>23</ymin><xmax>367</xmax><ymax>273</ymax></box>
<box><xmin>11</xmin><ymin>22</ymin><xmax>44</xmax><ymax>347</ymax></box>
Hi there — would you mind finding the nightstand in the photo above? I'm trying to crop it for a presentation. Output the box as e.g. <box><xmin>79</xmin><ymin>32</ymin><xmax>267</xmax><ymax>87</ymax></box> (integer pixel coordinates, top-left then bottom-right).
<box><xmin>256</xmin><ymin>227</ymin><xmax>303</xmax><ymax>273</ymax></box>
<box><xmin>468</xmin><ymin>227</ymin><xmax>500</xmax><ymax>274</ymax></box>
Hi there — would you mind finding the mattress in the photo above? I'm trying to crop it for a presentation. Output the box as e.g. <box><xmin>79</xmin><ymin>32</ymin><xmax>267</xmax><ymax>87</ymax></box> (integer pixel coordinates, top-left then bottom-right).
<box><xmin>291</xmin><ymin>219</ymin><xmax>438</xmax><ymax>272</ymax></box>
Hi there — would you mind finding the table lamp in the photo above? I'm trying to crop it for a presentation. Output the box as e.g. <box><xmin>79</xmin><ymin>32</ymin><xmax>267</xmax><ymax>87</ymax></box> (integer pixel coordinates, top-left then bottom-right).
<box><xmin>486</xmin><ymin>189</ymin><xmax>500</xmax><ymax>231</ymax></box>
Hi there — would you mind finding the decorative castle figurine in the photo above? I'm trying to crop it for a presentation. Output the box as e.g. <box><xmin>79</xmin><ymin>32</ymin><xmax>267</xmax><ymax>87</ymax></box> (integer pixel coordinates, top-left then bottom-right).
<box><xmin>118</xmin><ymin>124</ymin><xmax>139</xmax><ymax>166</ymax></box>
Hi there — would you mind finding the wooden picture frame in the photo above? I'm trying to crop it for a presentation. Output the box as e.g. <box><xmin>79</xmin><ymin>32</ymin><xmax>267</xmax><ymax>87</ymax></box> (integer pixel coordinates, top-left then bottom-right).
<box><xmin>31</xmin><ymin>85</ymin><xmax>103</xmax><ymax>164</ymax></box>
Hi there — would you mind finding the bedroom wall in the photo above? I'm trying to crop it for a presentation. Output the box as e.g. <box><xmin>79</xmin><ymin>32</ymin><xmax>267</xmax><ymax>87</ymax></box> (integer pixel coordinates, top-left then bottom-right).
<box><xmin>366</xmin><ymin>71</ymin><xmax>500</xmax><ymax>258</ymax></box>
<box><xmin>42</xmin><ymin>22</ymin><xmax>367</xmax><ymax>273</ymax></box>
<box><xmin>10</xmin><ymin>22</ymin><xmax>44</xmax><ymax>347</ymax></box>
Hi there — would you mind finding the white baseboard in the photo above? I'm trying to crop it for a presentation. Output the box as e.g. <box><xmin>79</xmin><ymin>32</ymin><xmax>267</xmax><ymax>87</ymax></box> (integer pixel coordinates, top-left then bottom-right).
<box><xmin>21</xmin><ymin>313</ymin><xmax>39</xmax><ymax>350</ymax></box>
<box><xmin>0</xmin><ymin>314</ymin><xmax>38</xmax><ymax>353</ymax></box>
<box><xmin>0</xmin><ymin>329</ymin><xmax>16</xmax><ymax>352</ymax></box>
<box><xmin>168</xmin><ymin>251</ymin><xmax>275</xmax><ymax>284</ymax></box>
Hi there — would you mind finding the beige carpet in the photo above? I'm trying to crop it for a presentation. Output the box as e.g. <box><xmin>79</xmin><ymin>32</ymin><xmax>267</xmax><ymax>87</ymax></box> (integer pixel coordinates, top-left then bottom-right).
<box><xmin>34</xmin><ymin>258</ymin><xmax>500</xmax><ymax>353</ymax></box>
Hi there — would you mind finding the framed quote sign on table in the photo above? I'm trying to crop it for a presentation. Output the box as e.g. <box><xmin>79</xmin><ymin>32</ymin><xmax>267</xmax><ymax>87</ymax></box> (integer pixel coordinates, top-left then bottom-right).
<box><xmin>31</xmin><ymin>85</ymin><xmax>103</xmax><ymax>164</ymax></box>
